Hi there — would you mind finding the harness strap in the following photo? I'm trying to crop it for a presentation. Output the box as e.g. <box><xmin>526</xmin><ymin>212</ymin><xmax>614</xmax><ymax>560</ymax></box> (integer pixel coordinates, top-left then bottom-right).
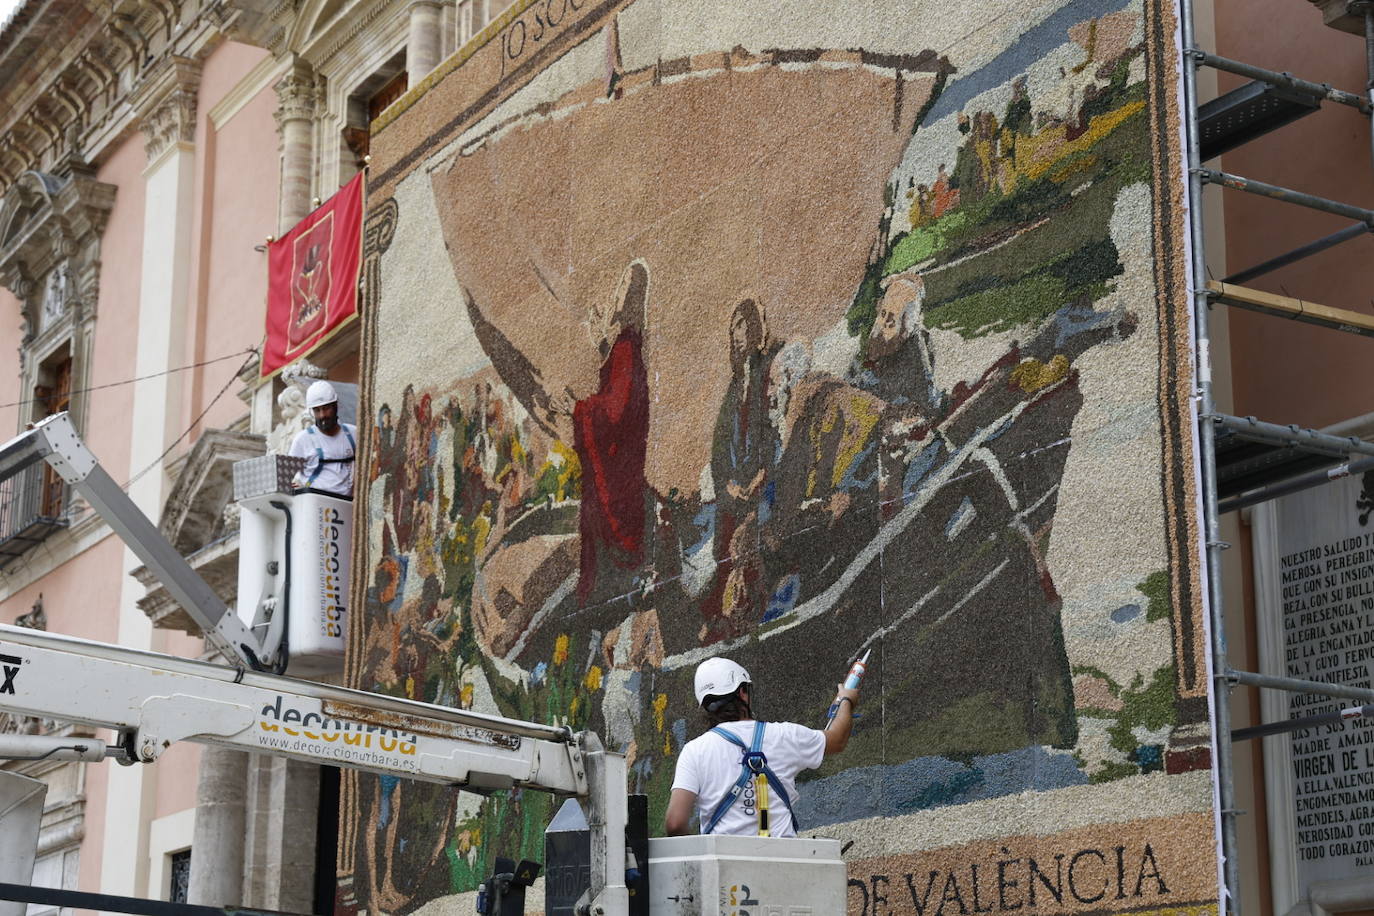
<box><xmin>748</xmin><ymin>722</ymin><xmax>771</xmax><ymax>836</ymax></box>
<box><xmin>306</xmin><ymin>426</ymin><xmax>325</xmax><ymax>485</ymax></box>
<box><xmin>702</xmin><ymin>722</ymin><xmax>796</xmax><ymax>835</ymax></box>
<box><xmin>306</xmin><ymin>425</ymin><xmax>356</xmax><ymax>484</ymax></box>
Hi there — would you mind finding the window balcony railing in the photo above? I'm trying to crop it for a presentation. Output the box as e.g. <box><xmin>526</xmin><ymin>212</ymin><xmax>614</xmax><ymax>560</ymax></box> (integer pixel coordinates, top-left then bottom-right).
<box><xmin>0</xmin><ymin>464</ymin><xmax>68</xmax><ymax>571</ymax></box>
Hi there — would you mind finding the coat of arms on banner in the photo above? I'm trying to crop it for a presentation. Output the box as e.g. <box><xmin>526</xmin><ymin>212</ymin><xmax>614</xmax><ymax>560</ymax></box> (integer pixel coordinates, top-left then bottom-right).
<box><xmin>289</xmin><ymin>212</ymin><xmax>335</xmax><ymax>351</ymax></box>
<box><xmin>263</xmin><ymin>173</ymin><xmax>364</xmax><ymax>377</ymax></box>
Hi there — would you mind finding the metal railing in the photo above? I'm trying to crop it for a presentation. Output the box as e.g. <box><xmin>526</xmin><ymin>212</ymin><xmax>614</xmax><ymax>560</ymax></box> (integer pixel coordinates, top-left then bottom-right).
<box><xmin>0</xmin><ymin>465</ymin><xmax>66</xmax><ymax>566</ymax></box>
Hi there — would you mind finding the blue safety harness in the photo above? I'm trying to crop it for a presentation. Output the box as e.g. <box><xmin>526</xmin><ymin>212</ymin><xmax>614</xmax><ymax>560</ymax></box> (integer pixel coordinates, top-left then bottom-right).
<box><xmin>703</xmin><ymin>722</ymin><xmax>796</xmax><ymax>835</ymax></box>
<box><xmin>306</xmin><ymin>424</ymin><xmax>356</xmax><ymax>486</ymax></box>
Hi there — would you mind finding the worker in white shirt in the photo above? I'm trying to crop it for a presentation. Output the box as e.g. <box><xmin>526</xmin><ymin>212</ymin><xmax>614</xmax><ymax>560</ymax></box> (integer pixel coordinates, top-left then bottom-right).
<box><xmin>664</xmin><ymin>657</ymin><xmax>858</xmax><ymax>838</ymax></box>
<box><xmin>288</xmin><ymin>381</ymin><xmax>358</xmax><ymax>497</ymax></box>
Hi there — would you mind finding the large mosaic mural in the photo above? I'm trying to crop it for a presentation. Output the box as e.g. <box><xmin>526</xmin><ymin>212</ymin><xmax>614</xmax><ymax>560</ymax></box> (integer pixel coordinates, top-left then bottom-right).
<box><xmin>339</xmin><ymin>0</ymin><xmax>1220</xmax><ymax>912</ymax></box>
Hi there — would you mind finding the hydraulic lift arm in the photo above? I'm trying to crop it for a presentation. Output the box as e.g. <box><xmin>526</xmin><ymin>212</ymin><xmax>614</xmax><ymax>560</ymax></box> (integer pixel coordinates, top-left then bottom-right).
<box><xmin>0</xmin><ymin>624</ymin><xmax>589</xmax><ymax>789</ymax></box>
<box><xmin>0</xmin><ymin>415</ymin><xmax>266</xmax><ymax>669</ymax></box>
<box><xmin>0</xmin><ymin>415</ymin><xmax>630</xmax><ymax>912</ymax></box>
<box><xmin>0</xmin><ymin>623</ymin><xmax>630</xmax><ymax>914</ymax></box>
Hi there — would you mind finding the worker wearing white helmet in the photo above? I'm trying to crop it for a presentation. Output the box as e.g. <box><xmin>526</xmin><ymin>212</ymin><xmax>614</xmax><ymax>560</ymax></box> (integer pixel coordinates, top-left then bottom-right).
<box><xmin>664</xmin><ymin>656</ymin><xmax>859</xmax><ymax>838</ymax></box>
<box><xmin>287</xmin><ymin>380</ymin><xmax>358</xmax><ymax>497</ymax></box>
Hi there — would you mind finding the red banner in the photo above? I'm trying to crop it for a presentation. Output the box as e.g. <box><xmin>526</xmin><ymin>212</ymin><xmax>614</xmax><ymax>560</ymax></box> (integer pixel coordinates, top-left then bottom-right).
<box><xmin>262</xmin><ymin>172</ymin><xmax>365</xmax><ymax>377</ymax></box>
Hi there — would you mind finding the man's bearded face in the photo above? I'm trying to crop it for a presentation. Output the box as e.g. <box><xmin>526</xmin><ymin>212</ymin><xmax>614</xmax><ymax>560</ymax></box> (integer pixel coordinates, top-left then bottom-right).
<box><xmin>313</xmin><ymin>402</ymin><xmax>339</xmax><ymax>433</ymax></box>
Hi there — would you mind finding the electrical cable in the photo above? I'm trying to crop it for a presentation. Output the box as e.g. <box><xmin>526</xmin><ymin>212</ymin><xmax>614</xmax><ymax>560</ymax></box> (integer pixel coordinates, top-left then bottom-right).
<box><xmin>0</xmin><ymin>348</ymin><xmax>256</xmax><ymax>410</ymax></box>
<box><xmin>2</xmin><ymin>345</ymin><xmax>263</xmax><ymax>582</ymax></box>
<box><xmin>121</xmin><ymin>348</ymin><xmax>259</xmax><ymax>490</ymax></box>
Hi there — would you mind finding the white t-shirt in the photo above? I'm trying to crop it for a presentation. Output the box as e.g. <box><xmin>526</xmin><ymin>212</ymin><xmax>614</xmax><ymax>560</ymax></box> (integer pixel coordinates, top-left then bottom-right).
<box><xmin>671</xmin><ymin>720</ymin><xmax>826</xmax><ymax>837</ymax></box>
<box><xmin>288</xmin><ymin>422</ymin><xmax>358</xmax><ymax>496</ymax></box>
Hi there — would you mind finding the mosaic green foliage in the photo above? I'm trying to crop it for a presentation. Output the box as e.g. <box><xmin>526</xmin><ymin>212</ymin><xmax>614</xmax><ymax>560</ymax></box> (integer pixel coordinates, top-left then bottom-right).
<box><xmin>443</xmin><ymin>634</ymin><xmax>606</xmax><ymax>886</ymax></box>
<box><xmin>858</xmin><ymin>63</ymin><xmax>1150</xmax><ymax>341</ymax></box>
<box><xmin>1138</xmin><ymin>569</ymin><xmax>1173</xmax><ymax>622</ymax></box>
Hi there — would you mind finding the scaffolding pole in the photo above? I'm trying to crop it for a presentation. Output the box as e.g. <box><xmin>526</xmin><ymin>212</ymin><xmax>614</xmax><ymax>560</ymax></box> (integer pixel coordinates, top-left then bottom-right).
<box><xmin>1219</xmin><ymin>452</ymin><xmax>1374</xmax><ymax>514</ymax></box>
<box><xmin>1232</xmin><ymin>705</ymin><xmax>1374</xmax><ymax>742</ymax></box>
<box><xmin>1198</xmin><ymin>169</ymin><xmax>1374</xmax><ymax>224</ymax></box>
<box><xmin>1221</xmin><ymin>223</ymin><xmax>1370</xmax><ymax>285</ymax></box>
<box><xmin>1186</xmin><ymin>7</ymin><xmax>1374</xmax><ymax>916</ymax></box>
<box><xmin>1181</xmin><ymin>2</ymin><xmax>1242</xmax><ymax>913</ymax></box>
<box><xmin>1211</xmin><ymin>413</ymin><xmax>1374</xmax><ymax>457</ymax></box>
<box><xmin>1192</xmin><ymin>49</ymin><xmax>1372</xmax><ymax>112</ymax></box>
<box><xmin>1228</xmin><ymin>669</ymin><xmax>1374</xmax><ymax>704</ymax></box>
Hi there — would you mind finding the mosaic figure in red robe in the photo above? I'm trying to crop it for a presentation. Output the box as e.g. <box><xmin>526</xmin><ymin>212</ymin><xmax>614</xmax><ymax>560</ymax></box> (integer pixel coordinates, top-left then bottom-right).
<box><xmin>572</xmin><ymin>261</ymin><xmax>651</xmax><ymax>605</ymax></box>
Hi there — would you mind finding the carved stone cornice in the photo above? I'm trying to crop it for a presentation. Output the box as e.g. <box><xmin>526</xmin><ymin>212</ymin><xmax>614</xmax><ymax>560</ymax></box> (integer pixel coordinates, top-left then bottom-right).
<box><xmin>131</xmin><ymin>55</ymin><xmax>203</xmax><ymax>164</ymax></box>
<box><xmin>77</xmin><ymin>48</ymin><xmax>117</xmax><ymax>93</ymax></box>
<box><xmin>24</xmin><ymin>110</ymin><xmax>60</xmax><ymax>148</ymax></box>
<box><xmin>132</xmin><ymin>428</ymin><xmax>266</xmax><ymax>634</ymax></box>
<box><xmin>273</xmin><ymin>57</ymin><xmax>319</xmax><ymax>127</ymax></box>
<box><xmin>1305</xmin><ymin>0</ymin><xmax>1370</xmax><ymax>35</ymax></box>
<box><xmin>108</xmin><ymin>13</ymin><xmax>149</xmax><ymax>68</ymax></box>
<box><xmin>300</xmin><ymin>0</ymin><xmax>396</xmax><ymax>70</ymax></box>
<box><xmin>216</xmin><ymin>0</ymin><xmax>288</xmax><ymax>51</ymax></box>
<box><xmin>0</xmin><ymin>170</ymin><xmax>115</xmax><ymax>319</ymax></box>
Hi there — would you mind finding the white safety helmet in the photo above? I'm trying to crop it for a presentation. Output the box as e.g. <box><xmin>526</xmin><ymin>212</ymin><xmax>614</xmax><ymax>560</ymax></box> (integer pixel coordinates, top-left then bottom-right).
<box><xmin>305</xmin><ymin>380</ymin><xmax>339</xmax><ymax>409</ymax></box>
<box><xmin>694</xmin><ymin>657</ymin><xmax>751</xmax><ymax>708</ymax></box>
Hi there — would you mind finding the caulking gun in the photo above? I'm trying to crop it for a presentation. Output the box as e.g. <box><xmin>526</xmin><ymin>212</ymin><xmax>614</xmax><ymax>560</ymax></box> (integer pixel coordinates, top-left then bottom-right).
<box><xmin>824</xmin><ymin>647</ymin><xmax>871</xmax><ymax>731</ymax></box>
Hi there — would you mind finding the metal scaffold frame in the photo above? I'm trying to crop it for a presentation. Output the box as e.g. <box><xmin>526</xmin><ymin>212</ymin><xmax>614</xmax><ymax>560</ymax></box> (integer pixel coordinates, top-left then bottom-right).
<box><xmin>1180</xmin><ymin>2</ymin><xmax>1374</xmax><ymax>914</ymax></box>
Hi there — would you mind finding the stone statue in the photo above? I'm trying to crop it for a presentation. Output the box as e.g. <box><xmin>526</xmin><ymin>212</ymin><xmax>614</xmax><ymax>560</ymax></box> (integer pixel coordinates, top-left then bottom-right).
<box><xmin>266</xmin><ymin>358</ymin><xmax>326</xmax><ymax>454</ymax></box>
<box><xmin>40</xmin><ymin>263</ymin><xmax>69</xmax><ymax>331</ymax></box>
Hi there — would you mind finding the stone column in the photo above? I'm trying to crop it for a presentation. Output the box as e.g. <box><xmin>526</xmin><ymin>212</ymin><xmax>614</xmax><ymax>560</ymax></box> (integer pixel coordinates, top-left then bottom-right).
<box><xmin>242</xmin><ymin>756</ymin><xmax>321</xmax><ymax>912</ymax></box>
<box><xmin>407</xmin><ymin>0</ymin><xmax>444</xmax><ymax>87</ymax></box>
<box><xmin>99</xmin><ymin>55</ymin><xmax>203</xmax><ymax>901</ymax></box>
<box><xmin>441</xmin><ymin>1</ymin><xmax>456</xmax><ymax>59</ymax></box>
<box><xmin>267</xmin><ymin>758</ymin><xmax>321</xmax><ymax>913</ymax></box>
<box><xmin>274</xmin><ymin>58</ymin><xmax>318</xmax><ymax>232</ymax></box>
<box><xmin>187</xmin><ymin>748</ymin><xmax>250</xmax><ymax>906</ymax></box>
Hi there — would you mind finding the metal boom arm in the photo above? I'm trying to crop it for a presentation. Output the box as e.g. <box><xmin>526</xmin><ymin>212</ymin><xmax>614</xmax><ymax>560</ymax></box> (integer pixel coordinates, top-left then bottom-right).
<box><xmin>0</xmin><ymin>414</ymin><xmax>264</xmax><ymax>669</ymax></box>
<box><xmin>0</xmin><ymin>417</ymin><xmax>631</xmax><ymax>912</ymax></box>
<box><xmin>0</xmin><ymin>623</ymin><xmax>590</xmax><ymax>794</ymax></box>
<box><xmin>0</xmin><ymin>624</ymin><xmax>628</xmax><ymax>912</ymax></box>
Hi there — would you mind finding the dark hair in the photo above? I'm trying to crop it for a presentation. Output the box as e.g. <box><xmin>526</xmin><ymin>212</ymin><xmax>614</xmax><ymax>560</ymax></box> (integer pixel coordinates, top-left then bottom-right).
<box><xmin>701</xmin><ymin>686</ymin><xmax>751</xmax><ymax>726</ymax></box>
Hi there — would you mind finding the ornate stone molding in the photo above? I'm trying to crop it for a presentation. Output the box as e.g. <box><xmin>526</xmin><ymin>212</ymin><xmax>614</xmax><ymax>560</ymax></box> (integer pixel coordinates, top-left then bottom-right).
<box><xmin>0</xmin><ymin>165</ymin><xmax>111</xmax><ymax>570</ymax></box>
<box><xmin>273</xmin><ymin>57</ymin><xmax>319</xmax><ymax>127</ymax></box>
<box><xmin>308</xmin><ymin>0</ymin><xmax>399</xmax><ymax>70</ymax></box>
<box><xmin>1304</xmin><ymin>0</ymin><xmax>1370</xmax><ymax>35</ymax></box>
<box><xmin>131</xmin><ymin>55</ymin><xmax>203</xmax><ymax>165</ymax></box>
<box><xmin>0</xmin><ymin>168</ymin><xmax>116</xmax><ymax>354</ymax></box>
<box><xmin>132</xmin><ymin>428</ymin><xmax>267</xmax><ymax>633</ymax></box>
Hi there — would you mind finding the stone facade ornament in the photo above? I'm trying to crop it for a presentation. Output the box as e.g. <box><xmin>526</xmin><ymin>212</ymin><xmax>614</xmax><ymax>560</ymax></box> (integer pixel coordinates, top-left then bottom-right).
<box><xmin>220</xmin><ymin>500</ymin><xmax>241</xmax><ymax>536</ymax></box>
<box><xmin>274</xmin><ymin>57</ymin><xmax>319</xmax><ymax>229</ymax></box>
<box><xmin>267</xmin><ymin>358</ymin><xmax>327</xmax><ymax>454</ymax></box>
<box><xmin>0</xmin><ymin>168</ymin><xmax>115</xmax><ymax>428</ymax></box>
<box><xmin>131</xmin><ymin>56</ymin><xmax>203</xmax><ymax>164</ymax></box>
<box><xmin>273</xmin><ymin>58</ymin><xmax>319</xmax><ymax>128</ymax></box>
<box><xmin>40</xmin><ymin>262</ymin><xmax>70</xmax><ymax>331</ymax></box>
<box><xmin>15</xmin><ymin>594</ymin><xmax>46</xmax><ymax>630</ymax></box>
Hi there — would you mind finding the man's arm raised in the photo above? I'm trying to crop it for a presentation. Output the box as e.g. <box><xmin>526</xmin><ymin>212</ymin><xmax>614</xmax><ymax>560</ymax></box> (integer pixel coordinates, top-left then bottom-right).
<box><xmin>824</xmin><ymin>684</ymin><xmax>860</xmax><ymax>756</ymax></box>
